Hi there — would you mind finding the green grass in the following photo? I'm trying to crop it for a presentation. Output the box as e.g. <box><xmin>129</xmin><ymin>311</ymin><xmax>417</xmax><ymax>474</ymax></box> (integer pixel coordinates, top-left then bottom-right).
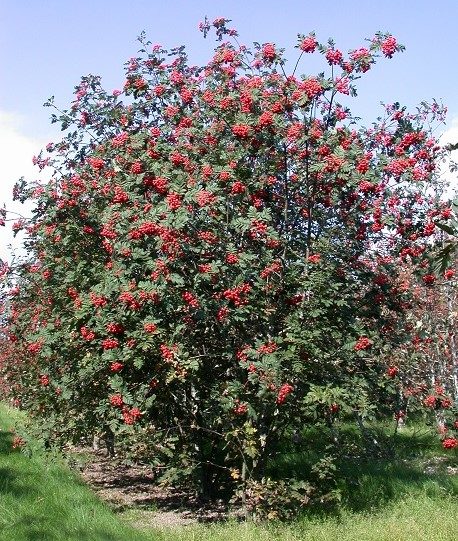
<box><xmin>272</xmin><ymin>420</ymin><xmax>458</xmax><ymax>513</ymax></box>
<box><xmin>151</xmin><ymin>495</ymin><xmax>458</xmax><ymax>541</ymax></box>
<box><xmin>0</xmin><ymin>403</ymin><xmax>153</xmax><ymax>541</ymax></box>
<box><xmin>1</xmin><ymin>402</ymin><xmax>457</xmax><ymax>541</ymax></box>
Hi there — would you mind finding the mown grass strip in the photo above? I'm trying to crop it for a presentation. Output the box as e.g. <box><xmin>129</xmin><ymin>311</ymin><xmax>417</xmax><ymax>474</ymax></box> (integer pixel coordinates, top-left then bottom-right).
<box><xmin>0</xmin><ymin>403</ymin><xmax>153</xmax><ymax>541</ymax></box>
<box><xmin>1</xmin><ymin>402</ymin><xmax>457</xmax><ymax>541</ymax></box>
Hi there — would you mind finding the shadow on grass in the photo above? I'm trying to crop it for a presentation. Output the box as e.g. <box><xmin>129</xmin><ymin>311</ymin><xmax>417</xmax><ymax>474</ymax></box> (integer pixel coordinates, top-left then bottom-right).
<box><xmin>0</xmin><ymin>428</ymin><xmax>13</xmax><ymax>454</ymax></box>
<box><xmin>0</xmin><ymin>406</ymin><xmax>149</xmax><ymax>541</ymax></box>
<box><xmin>337</xmin><ymin>459</ymin><xmax>457</xmax><ymax>513</ymax></box>
<box><xmin>0</xmin><ymin>465</ymin><xmax>40</xmax><ymax>503</ymax></box>
<box><xmin>269</xmin><ymin>423</ymin><xmax>458</xmax><ymax>518</ymax></box>
<box><xmin>0</xmin><ymin>429</ymin><xmax>41</xmax><ymax>503</ymax></box>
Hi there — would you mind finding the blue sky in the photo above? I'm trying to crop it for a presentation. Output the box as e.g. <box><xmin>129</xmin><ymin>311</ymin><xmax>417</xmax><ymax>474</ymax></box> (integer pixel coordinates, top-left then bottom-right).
<box><xmin>1</xmin><ymin>0</ymin><xmax>458</xmax><ymax>260</ymax></box>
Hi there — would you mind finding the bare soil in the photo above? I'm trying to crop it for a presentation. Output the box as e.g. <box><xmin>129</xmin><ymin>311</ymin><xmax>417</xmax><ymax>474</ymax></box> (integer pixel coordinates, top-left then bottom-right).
<box><xmin>422</xmin><ymin>455</ymin><xmax>458</xmax><ymax>476</ymax></box>
<box><xmin>77</xmin><ymin>448</ymin><xmax>234</xmax><ymax>529</ymax></box>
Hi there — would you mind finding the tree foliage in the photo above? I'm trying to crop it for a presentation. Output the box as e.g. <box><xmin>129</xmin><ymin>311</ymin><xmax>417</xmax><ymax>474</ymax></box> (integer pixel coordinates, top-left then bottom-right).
<box><xmin>1</xmin><ymin>18</ymin><xmax>455</xmax><ymax>506</ymax></box>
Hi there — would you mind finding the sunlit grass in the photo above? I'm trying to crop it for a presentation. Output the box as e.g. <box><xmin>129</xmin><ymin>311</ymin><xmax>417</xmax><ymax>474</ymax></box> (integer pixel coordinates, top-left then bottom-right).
<box><xmin>158</xmin><ymin>494</ymin><xmax>457</xmax><ymax>541</ymax></box>
<box><xmin>0</xmin><ymin>403</ymin><xmax>153</xmax><ymax>541</ymax></box>
<box><xmin>1</xmin><ymin>402</ymin><xmax>457</xmax><ymax>541</ymax></box>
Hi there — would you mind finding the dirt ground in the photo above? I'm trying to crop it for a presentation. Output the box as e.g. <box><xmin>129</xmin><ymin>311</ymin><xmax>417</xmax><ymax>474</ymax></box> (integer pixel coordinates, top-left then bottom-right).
<box><xmin>78</xmin><ymin>448</ymin><xmax>234</xmax><ymax>528</ymax></box>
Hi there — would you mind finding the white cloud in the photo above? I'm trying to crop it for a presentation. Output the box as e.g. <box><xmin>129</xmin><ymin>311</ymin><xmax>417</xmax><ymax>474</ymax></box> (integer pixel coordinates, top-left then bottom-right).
<box><xmin>0</xmin><ymin>111</ymin><xmax>47</xmax><ymax>263</ymax></box>
<box><xmin>440</xmin><ymin>117</ymin><xmax>458</xmax><ymax>147</ymax></box>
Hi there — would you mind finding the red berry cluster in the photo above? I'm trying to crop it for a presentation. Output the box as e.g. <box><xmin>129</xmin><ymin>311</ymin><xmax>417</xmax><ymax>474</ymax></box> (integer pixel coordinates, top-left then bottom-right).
<box><xmin>276</xmin><ymin>383</ymin><xmax>294</xmax><ymax>405</ymax></box>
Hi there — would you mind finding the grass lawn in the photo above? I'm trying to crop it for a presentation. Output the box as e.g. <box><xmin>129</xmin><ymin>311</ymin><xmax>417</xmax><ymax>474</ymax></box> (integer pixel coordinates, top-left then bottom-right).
<box><xmin>1</xmin><ymin>402</ymin><xmax>457</xmax><ymax>541</ymax></box>
<box><xmin>0</xmin><ymin>403</ymin><xmax>153</xmax><ymax>541</ymax></box>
